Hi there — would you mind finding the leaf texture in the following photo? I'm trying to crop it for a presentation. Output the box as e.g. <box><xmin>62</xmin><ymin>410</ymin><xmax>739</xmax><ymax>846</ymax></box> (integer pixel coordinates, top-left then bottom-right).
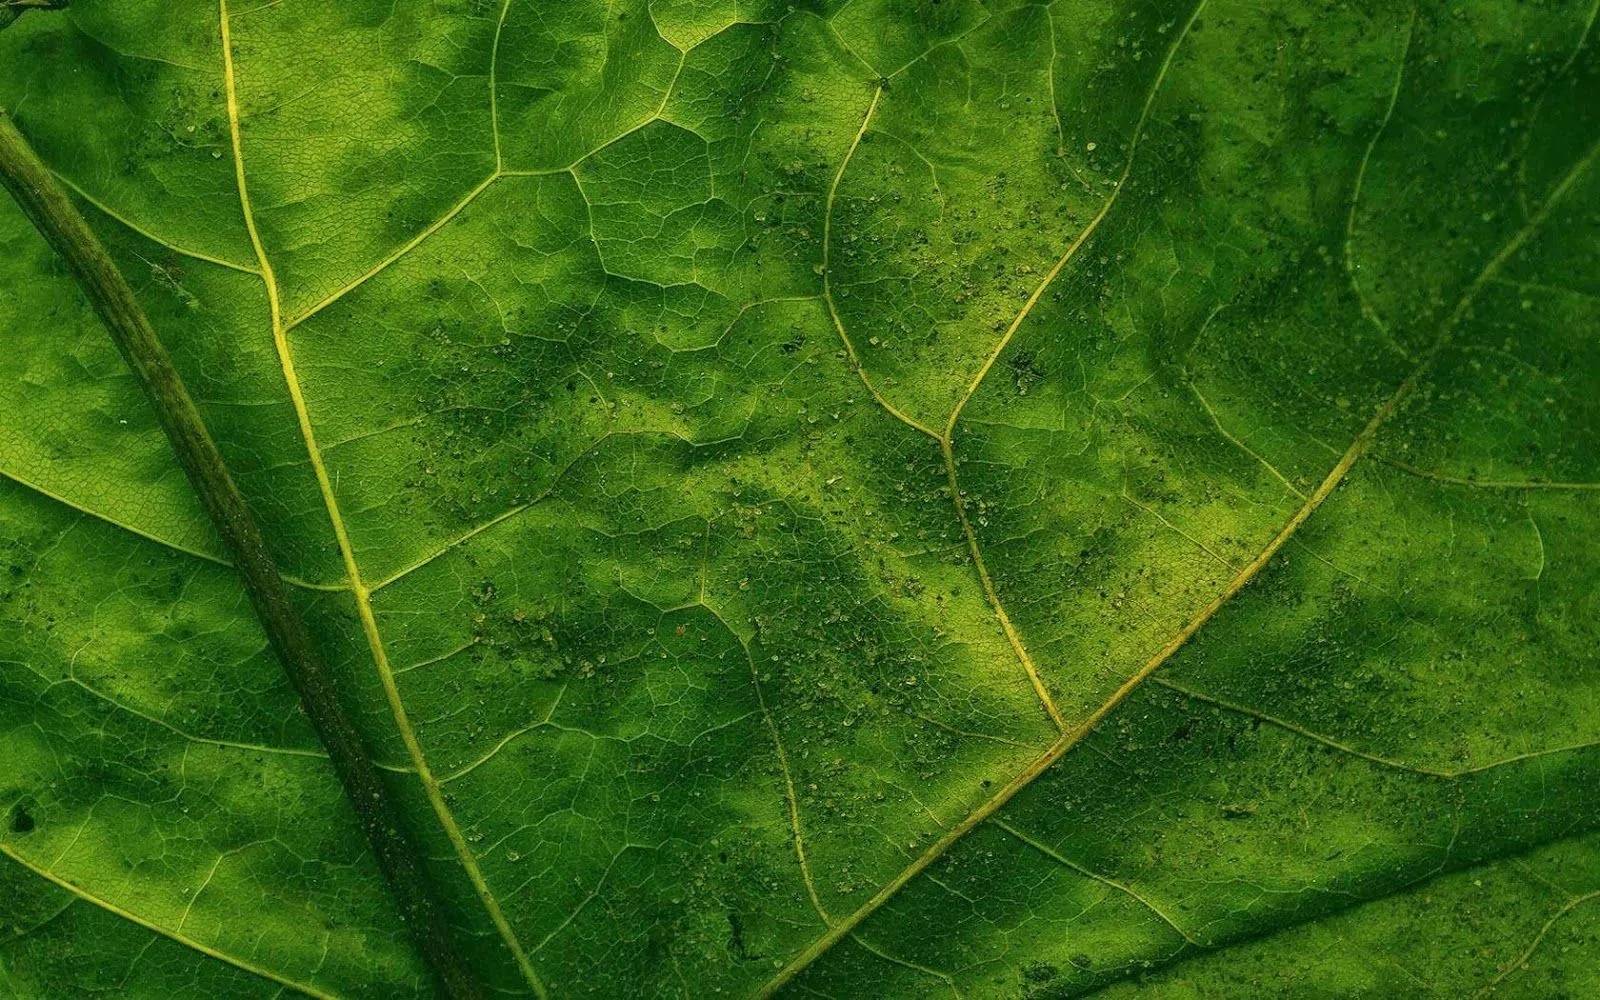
<box><xmin>1</xmin><ymin>0</ymin><xmax>1598</xmax><ymax>997</ymax></box>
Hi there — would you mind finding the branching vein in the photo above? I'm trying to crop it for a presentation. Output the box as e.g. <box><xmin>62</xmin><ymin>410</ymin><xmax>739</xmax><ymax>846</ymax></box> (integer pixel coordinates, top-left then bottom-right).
<box><xmin>0</xmin><ymin>467</ymin><xmax>343</xmax><ymax>592</ymax></box>
<box><xmin>1343</xmin><ymin>2</ymin><xmax>1416</xmax><ymax>360</ymax></box>
<box><xmin>757</xmin><ymin>99</ymin><xmax>1600</xmax><ymax>1000</ymax></box>
<box><xmin>0</xmin><ymin>845</ymin><xmax>340</xmax><ymax>1000</ymax></box>
<box><xmin>992</xmin><ymin>817</ymin><xmax>1201</xmax><ymax>947</ymax></box>
<box><xmin>219</xmin><ymin>4</ymin><xmax>547</xmax><ymax>994</ymax></box>
<box><xmin>1472</xmin><ymin>890</ymin><xmax>1600</xmax><ymax>998</ymax></box>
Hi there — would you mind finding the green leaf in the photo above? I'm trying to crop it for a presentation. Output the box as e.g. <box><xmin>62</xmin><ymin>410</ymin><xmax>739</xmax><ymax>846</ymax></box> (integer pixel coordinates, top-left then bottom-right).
<box><xmin>2</xmin><ymin>0</ymin><xmax>1597</xmax><ymax>997</ymax></box>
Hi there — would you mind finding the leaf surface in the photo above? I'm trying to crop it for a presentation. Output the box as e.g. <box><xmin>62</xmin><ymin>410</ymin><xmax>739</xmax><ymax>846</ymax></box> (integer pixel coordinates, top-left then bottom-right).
<box><xmin>1</xmin><ymin>0</ymin><xmax>1598</xmax><ymax>997</ymax></box>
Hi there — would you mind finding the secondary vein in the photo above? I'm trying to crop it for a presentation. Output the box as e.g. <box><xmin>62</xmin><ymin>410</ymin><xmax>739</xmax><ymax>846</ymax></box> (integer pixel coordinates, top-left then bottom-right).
<box><xmin>0</xmin><ymin>94</ymin><xmax>478</xmax><ymax>998</ymax></box>
<box><xmin>757</xmin><ymin>77</ymin><xmax>1600</xmax><ymax>1000</ymax></box>
<box><xmin>0</xmin><ymin>846</ymin><xmax>339</xmax><ymax>1000</ymax></box>
<box><xmin>218</xmin><ymin>4</ymin><xmax>534</xmax><ymax>995</ymax></box>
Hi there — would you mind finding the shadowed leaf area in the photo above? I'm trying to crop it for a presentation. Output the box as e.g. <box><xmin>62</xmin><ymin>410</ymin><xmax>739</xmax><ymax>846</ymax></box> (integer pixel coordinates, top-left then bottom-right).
<box><xmin>2</xmin><ymin>0</ymin><xmax>1598</xmax><ymax>997</ymax></box>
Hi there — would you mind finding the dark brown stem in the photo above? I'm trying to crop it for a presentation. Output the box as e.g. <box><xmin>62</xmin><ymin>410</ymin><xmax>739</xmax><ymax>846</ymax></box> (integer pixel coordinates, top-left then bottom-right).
<box><xmin>0</xmin><ymin>108</ymin><xmax>483</xmax><ymax>1000</ymax></box>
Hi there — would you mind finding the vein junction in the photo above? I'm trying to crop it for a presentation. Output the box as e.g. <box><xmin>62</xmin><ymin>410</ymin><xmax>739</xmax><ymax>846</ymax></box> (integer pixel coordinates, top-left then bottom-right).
<box><xmin>219</xmin><ymin>2</ymin><xmax>546</xmax><ymax>994</ymax></box>
<box><xmin>14</xmin><ymin>1</ymin><xmax>1596</xmax><ymax>995</ymax></box>
<box><xmin>758</xmin><ymin>16</ymin><xmax>1600</xmax><ymax>998</ymax></box>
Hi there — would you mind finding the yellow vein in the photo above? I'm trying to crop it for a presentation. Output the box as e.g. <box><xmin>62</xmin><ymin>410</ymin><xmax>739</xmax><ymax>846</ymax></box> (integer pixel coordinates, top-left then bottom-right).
<box><xmin>369</xmin><ymin>427</ymin><xmax>651</xmax><ymax>593</ymax></box>
<box><xmin>370</xmin><ymin>498</ymin><xmax>532</xmax><ymax>591</ymax></box>
<box><xmin>284</xmin><ymin>171</ymin><xmax>500</xmax><ymax>331</ymax></box>
<box><xmin>818</xmin><ymin>84</ymin><xmax>1061</xmax><ymax>731</ymax></box>
<box><xmin>706</xmin><ymin>601</ymin><xmax>832</xmax><ymax>927</ymax></box>
<box><xmin>48</xmin><ymin>170</ymin><xmax>262</xmax><ymax>275</ymax></box>
<box><xmin>911</xmin><ymin>711</ymin><xmax>1038</xmax><ymax>750</ymax></box>
<box><xmin>748</xmin><ymin>639</ymin><xmax>831</xmax><ymax>927</ymax></box>
<box><xmin>1447</xmin><ymin>130</ymin><xmax>1600</xmax><ymax>337</ymax></box>
<box><xmin>176</xmin><ymin>854</ymin><xmax>225</xmax><ymax>933</ymax></box>
<box><xmin>757</xmin><ymin>127</ymin><xmax>1600</xmax><ymax>995</ymax></box>
<box><xmin>56</xmin><ymin>671</ymin><xmax>345</xmax><ymax>764</ymax></box>
<box><xmin>1560</xmin><ymin>0</ymin><xmax>1600</xmax><ymax>75</ymax></box>
<box><xmin>504</xmin><ymin>47</ymin><xmax>689</xmax><ymax>182</ymax></box>
<box><xmin>284</xmin><ymin>29</ymin><xmax>695</xmax><ymax>337</ymax></box>
<box><xmin>0</xmin><ymin>844</ymin><xmax>337</xmax><ymax>1000</ymax></box>
<box><xmin>528</xmin><ymin>851</ymin><xmax>627</xmax><ymax>955</ymax></box>
<box><xmin>1513</xmin><ymin>0</ymin><xmax>1599</xmax><ymax>217</ymax></box>
<box><xmin>882</xmin><ymin>12</ymin><xmax>995</xmax><ymax>80</ymax></box>
<box><xmin>816</xmin><ymin>82</ymin><xmax>1063</xmax><ymax>730</ymax></box>
<box><xmin>1488</xmin><ymin>276</ymin><xmax>1600</xmax><ymax>305</ymax></box>
<box><xmin>437</xmin><ymin>684</ymin><xmax>565</xmax><ymax>785</ymax></box>
<box><xmin>1289</xmin><ymin>536</ymin><xmax>1388</xmax><ymax>596</ymax></box>
<box><xmin>393</xmin><ymin>637</ymin><xmax>480</xmax><ymax>677</ymax></box>
<box><xmin>1044</xmin><ymin>4</ymin><xmax>1065</xmax><ymax>158</ymax></box>
<box><xmin>1374</xmin><ymin>456</ymin><xmax>1600</xmax><ymax>491</ymax></box>
<box><xmin>1120</xmin><ymin>489</ymin><xmax>1240</xmax><ymax>572</ymax></box>
<box><xmin>942</xmin><ymin>0</ymin><xmax>1211</xmax><ymax>440</ymax></box>
<box><xmin>1188</xmin><ymin>381</ymin><xmax>1308</xmax><ymax>500</ymax></box>
<box><xmin>1453</xmin><ymin>740</ymin><xmax>1600</xmax><ymax>777</ymax></box>
<box><xmin>755</xmin><ymin>704</ymin><xmax>1080</xmax><ymax>995</ymax></box>
<box><xmin>489</xmin><ymin>0</ymin><xmax>514</xmax><ymax>171</ymax></box>
<box><xmin>822</xmin><ymin>17</ymin><xmax>878</xmax><ymax>79</ymax></box>
<box><xmin>1472</xmin><ymin>890</ymin><xmax>1600</xmax><ymax>998</ymax></box>
<box><xmin>279</xmin><ymin>0</ymin><xmax>515</xmax><ymax>329</ymax></box>
<box><xmin>850</xmin><ymin>933</ymin><xmax>963</xmax><ymax>997</ymax></box>
<box><xmin>1151</xmin><ymin>677</ymin><xmax>1455</xmax><ymax>779</ymax></box>
<box><xmin>284</xmin><ymin>45</ymin><xmax>690</xmax><ymax>332</ymax></box>
<box><xmin>1508</xmin><ymin>858</ymin><xmax>1575</xmax><ymax>899</ymax></box>
<box><xmin>939</xmin><ymin>431</ymin><xmax>1066</xmax><ymax>731</ymax></box>
<box><xmin>758</xmin><ymin>365</ymin><xmax>1399</xmax><ymax>995</ymax></box>
<box><xmin>0</xmin><ymin>466</ymin><xmax>346</xmax><ymax>592</ymax></box>
<box><xmin>20</xmin><ymin>654</ymin><xmax>374</xmax><ymax>767</ymax></box>
<box><xmin>10</xmin><ymin>895</ymin><xmax>78</xmax><ymax>942</ymax></box>
<box><xmin>992</xmin><ymin>817</ymin><xmax>1200</xmax><ymax>946</ymax></box>
<box><xmin>1343</xmin><ymin>2</ymin><xmax>1416</xmax><ymax>359</ymax></box>
<box><xmin>822</xmin><ymin>85</ymin><xmax>941</xmax><ymax>440</ymax></box>
<box><xmin>929</xmin><ymin>0</ymin><xmax>1213</xmax><ymax>737</ymax></box>
<box><xmin>218</xmin><ymin>6</ymin><xmax>548</xmax><ymax>995</ymax></box>
<box><xmin>0</xmin><ymin>467</ymin><xmax>227</xmax><ymax>569</ymax></box>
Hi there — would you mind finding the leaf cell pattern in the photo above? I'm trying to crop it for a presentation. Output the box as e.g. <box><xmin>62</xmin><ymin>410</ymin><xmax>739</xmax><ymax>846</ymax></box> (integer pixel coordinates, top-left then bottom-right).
<box><xmin>1</xmin><ymin>0</ymin><xmax>1598</xmax><ymax>997</ymax></box>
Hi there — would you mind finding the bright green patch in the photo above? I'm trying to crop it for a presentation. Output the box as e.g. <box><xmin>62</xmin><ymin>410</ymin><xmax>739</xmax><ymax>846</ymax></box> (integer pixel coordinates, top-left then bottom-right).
<box><xmin>1</xmin><ymin>0</ymin><xmax>1597</xmax><ymax>997</ymax></box>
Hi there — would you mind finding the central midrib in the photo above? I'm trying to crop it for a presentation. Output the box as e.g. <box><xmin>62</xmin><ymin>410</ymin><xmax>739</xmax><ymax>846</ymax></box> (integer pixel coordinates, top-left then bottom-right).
<box><xmin>217</xmin><ymin>3</ymin><xmax>547</xmax><ymax>996</ymax></box>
